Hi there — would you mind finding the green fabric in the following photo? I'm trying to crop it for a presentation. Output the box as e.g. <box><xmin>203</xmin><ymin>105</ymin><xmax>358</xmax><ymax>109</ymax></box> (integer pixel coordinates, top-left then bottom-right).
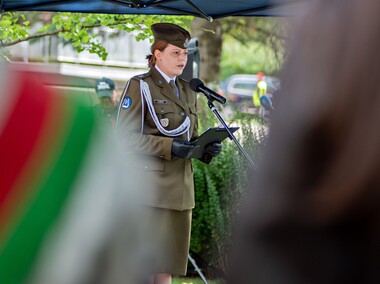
<box><xmin>0</xmin><ymin>102</ymin><xmax>96</xmax><ymax>284</ymax></box>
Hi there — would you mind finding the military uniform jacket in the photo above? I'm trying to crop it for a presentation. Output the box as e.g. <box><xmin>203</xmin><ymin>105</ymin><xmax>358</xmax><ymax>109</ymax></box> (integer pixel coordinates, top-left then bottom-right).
<box><xmin>116</xmin><ymin>67</ymin><xmax>198</xmax><ymax>211</ymax></box>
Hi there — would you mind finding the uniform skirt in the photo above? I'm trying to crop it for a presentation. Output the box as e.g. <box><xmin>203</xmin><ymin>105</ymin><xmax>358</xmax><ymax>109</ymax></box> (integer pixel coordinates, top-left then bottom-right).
<box><xmin>141</xmin><ymin>206</ymin><xmax>192</xmax><ymax>276</ymax></box>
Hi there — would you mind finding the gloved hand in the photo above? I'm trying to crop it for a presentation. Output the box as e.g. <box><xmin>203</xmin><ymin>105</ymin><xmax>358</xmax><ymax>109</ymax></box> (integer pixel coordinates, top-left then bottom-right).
<box><xmin>171</xmin><ymin>139</ymin><xmax>198</xmax><ymax>158</ymax></box>
<box><xmin>204</xmin><ymin>142</ymin><xmax>222</xmax><ymax>157</ymax></box>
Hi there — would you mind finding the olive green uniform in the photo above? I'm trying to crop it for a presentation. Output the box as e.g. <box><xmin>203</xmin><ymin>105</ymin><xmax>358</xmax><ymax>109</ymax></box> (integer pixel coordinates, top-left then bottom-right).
<box><xmin>115</xmin><ymin>21</ymin><xmax>199</xmax><ymax>276</ymax></box>
<box><xmin>116</xmin><ymin>67</ymin><xmax>198</xmax><ymax>211</ymax></box>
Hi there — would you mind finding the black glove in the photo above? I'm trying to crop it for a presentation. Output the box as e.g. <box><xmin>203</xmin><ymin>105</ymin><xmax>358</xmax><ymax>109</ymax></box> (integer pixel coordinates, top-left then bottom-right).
<box><xmin>171</xmin><ymin>139</ymin><xmax>198</xmax><ymax>158</ymax></box>
<box><xmin>204</xmin><ymin>142</ymin><xmax>222</xmax><ymax>157</ymax></box>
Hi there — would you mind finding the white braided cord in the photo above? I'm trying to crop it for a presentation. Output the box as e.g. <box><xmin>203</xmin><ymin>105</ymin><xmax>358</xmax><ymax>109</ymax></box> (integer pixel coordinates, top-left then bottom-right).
<box><xmin>140</xmin><ymin>80</ymin><xmax>190</xmax><ymax>140</ymax></box>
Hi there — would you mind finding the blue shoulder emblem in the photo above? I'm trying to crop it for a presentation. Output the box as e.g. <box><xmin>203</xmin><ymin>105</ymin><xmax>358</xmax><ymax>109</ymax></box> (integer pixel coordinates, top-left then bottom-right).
<box><xmin>122</xmin><ymin>96</ymin><xmax>132</xmax><ymax>109</ymax></box>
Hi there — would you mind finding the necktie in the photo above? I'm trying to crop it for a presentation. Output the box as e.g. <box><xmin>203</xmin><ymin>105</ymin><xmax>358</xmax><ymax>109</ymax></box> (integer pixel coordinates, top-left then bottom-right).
<box><xmin>169</xmin><ymin>80</ymin><xmax>180</xmax><ymax>99</ymax></box>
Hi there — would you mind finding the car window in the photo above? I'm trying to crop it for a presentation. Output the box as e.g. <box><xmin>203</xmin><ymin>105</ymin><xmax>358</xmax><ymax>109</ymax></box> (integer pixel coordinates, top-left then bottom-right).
<box><xmin>221</xmin><ymin>75</ymin><xmax>280</xmax><ymax>99</ymax></box>
<box><xmin>233</xmin><ymin>82</ymin><xmax>257</xmax><ymax>90</ymax></box>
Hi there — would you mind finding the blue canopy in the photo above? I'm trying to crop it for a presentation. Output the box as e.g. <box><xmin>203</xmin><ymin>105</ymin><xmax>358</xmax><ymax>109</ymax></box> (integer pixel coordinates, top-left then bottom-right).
<box><xmin>0</xmin><ymin>0</ymin><xmax>304</xmax><ymax>21</ymax></box>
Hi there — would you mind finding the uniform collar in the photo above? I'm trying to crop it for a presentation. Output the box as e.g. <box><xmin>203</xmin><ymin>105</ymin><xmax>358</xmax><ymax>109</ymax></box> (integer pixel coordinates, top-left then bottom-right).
<box><xmin>149</xmin><ymin>67</ymin><xmax>186</xmax><ymax>110</ymax></box>
<box><xmin>155</xmin><ymin>65</ymin><xmax>176</xmax><ymax>84</ymax></box>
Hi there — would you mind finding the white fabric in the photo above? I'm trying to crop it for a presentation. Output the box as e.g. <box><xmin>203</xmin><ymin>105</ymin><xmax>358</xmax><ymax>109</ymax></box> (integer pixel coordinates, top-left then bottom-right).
<box><xmin>140</xmin><ymin>80</ymin><xmax>190</xmax><ymax>140</ymax></box>
<box><xmin>155</xmin><ymin>65</ymin><xmax>176</xmax><ymax>84</ymax></box>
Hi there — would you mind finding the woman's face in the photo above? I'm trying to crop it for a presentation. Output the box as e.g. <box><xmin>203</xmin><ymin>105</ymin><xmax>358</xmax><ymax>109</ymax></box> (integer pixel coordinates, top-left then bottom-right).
<box><xmin>155</xmin><ymin>44</ymin><xmax>188</xmax><ymax>78</ymax></box>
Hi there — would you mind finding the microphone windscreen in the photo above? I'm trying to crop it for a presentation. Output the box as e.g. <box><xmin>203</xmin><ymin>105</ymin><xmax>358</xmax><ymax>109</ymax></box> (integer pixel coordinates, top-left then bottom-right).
<box><xmin>189</xmin><ymin>78</ymin><xmax>204</xmax><ymax>92</ymax></box>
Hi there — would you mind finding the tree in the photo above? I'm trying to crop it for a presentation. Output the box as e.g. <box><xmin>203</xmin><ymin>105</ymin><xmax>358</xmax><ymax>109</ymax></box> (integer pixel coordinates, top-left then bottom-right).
<box><xmin>190</xmin><ymin>16</ymin><xmax>290</xmax><ymax>82</ymax></box>
<box><xmin>1</xmin><ymin>12</ymin><xmax>289</xmax><ymax>85</ymax></box>
<box><xmin>191</xmin><ymin>18</ymin><xmax>223</xmax><ymax>83</ymax></box>
<box><xmin>0</xmin><ymin>12</ymin><xmax>192</xmax><ymax>61</ymax></box>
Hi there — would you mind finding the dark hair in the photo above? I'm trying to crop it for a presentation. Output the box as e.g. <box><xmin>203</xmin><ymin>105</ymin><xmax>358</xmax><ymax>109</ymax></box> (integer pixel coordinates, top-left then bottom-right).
<box><xmin>277</xmin><ymin>0</ymin><xmax>380</xmax><ymax>222</ymax></box>
<box><xmin>229</xmin><ymin>1</ymin><xmax>380</xmax><ymax>283</ymax></box>
<box><xmin>146</xmin><ymin>40</ymin><xmax>168</xmax><ymax>68</ymax></box>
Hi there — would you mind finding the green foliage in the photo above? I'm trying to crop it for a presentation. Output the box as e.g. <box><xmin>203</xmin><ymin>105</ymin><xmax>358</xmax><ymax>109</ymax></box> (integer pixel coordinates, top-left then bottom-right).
<box><xmin>0</xmin><ymin>12</ymin><xmax>193</xmax><ymax>61</ymax></box>
<box><xmin>219</xmin><ymin>17</ymin><xmax>289</xmax><ymax>79</ymax></box>
<box><xmin>0</xmin><ymin>12</ymin><xmax>30</xmax><ymax>42</ymax></box>
<box><xmin>191</xmin><ymin>96</ymin><xmax>268</xmax><ymax>274</ymax></box>
<box><xmin>220</xmin><ymin>37</ymin><xmax>281</xmax><ymax>79</ymax></box>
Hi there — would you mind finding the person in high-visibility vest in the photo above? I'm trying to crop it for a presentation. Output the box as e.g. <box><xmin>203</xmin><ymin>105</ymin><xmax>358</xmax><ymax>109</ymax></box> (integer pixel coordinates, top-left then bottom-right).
<box><xmin>253</xmin><ymin>71</ymin><xmax>267</xmax><ymax>107</ymax></box>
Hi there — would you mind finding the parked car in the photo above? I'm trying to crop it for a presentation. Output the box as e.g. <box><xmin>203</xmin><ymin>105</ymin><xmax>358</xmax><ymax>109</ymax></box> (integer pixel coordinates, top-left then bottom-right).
<box><xmin>218</xmin><ymin>74</ymin><xmax>280</xmax><ymax>108</ymax></box>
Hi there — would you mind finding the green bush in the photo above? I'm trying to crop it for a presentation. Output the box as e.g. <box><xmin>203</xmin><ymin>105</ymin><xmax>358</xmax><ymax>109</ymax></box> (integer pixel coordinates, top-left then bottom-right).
<box><xmin>191</xmin><ymin>97</ymin><xmax>268</xmax><ymax>275</ymax></box>
<box><xmin>220</xmin><ymin>37</ymin><xmax>282</xmax><ymax>80</ymax></box>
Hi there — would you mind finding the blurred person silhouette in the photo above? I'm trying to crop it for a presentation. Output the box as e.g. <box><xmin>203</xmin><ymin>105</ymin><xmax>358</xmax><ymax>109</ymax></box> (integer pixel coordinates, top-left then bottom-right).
<box><xmin>252</xmin><ymin>71</ymin><xmax>268</xmax><ymax>118</ymax></box>
<box><xmin>252</xmin><ymin>71</ymin><xmax>266</xmax><ymax>107</ymax></box>
<box><xmin>94</xmin><ymin>77</ymin><xmax>119</xmax><ymax>128</ymax></box>
<box><xmin>228</xmin><ymin>0</ymin><xmax>380</xmax><ymax>283</ymax></box>
<box><xmin>116</xmin><ymin>23</ymin><xmax>222</xmax><ymax>284</ymax></box>
<box><xmin>0</xmin><ymin>64</ymin><xmax>151</xmax><ymax>284</ymax></box>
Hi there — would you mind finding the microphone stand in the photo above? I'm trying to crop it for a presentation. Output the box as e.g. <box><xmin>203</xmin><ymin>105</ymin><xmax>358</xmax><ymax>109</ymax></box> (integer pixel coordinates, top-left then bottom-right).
<box><xmin>187</xmin><ymin>96</ymin><xmax>255</xmax><ymax>284</ymax></box>
<box><xmin>207</xmin><ymin>99</ymin><xmax>256</xmax><ymax>169</ymax></box>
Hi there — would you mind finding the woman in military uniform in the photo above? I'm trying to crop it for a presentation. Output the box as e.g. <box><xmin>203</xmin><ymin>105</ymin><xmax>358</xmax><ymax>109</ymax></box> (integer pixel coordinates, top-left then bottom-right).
<box><xmin>116</xmin><ymin>23</ymin><xmax>222</xmax><ymax>284</ymax></box>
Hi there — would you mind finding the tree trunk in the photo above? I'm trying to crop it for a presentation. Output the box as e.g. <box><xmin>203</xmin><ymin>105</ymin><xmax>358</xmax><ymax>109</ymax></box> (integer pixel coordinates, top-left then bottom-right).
<box><xmin>191</xmin><ymin>18</ymin><xmax>222</xmax><ymax>84</ymax></box>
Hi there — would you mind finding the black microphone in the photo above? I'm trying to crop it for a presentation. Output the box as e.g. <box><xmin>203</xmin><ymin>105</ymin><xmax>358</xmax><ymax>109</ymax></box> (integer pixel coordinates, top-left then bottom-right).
<box><xmin>190</xmin><ymin>78</ymin><xmax>226</xmax><ymax>104</ymax></box>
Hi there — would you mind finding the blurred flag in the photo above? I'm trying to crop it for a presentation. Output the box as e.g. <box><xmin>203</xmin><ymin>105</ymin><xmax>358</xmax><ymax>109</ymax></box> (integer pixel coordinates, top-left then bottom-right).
<box><xmin>0</xmin><ymin>64</ymin><xmax>145</xmax><ymax>284</ymax></box>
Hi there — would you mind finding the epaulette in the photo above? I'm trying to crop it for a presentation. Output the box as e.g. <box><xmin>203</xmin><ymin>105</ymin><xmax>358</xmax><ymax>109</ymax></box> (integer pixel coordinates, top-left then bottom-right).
<box><xmin>131</xmin><ymin>72</ymin><xmax>150</xmax><ymax>82</ymax></box>
<box><xmin>178</xmin><ymin>77</ymin><xmax>189</xmax><ymax>83</ymax></box>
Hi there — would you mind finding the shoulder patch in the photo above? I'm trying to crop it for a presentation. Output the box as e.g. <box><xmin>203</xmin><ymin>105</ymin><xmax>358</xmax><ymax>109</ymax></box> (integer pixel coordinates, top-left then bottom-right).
<box><xmin>178</xmin><ymin>77</ymin><xmax>189</xmax><ymax>83</ymax></box>
<box><xmin>121</xmin><ymin>96</ymin><xmax>132</xmax><ymax>109</ymax></box>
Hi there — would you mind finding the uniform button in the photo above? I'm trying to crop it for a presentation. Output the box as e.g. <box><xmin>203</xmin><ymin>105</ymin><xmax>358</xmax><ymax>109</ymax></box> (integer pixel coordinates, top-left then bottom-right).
<box><xmin>159</xmin><ymin>155</ymin><xmax>164</xmax><ymax>159</ymax></box>
<box><xmin>180</xmin><ymin>112</ymin><xmax>185</xmax><ymax>116</ymax></box>
<box><xmin>144</xmin><ymin>165</ymin><xmax>149</xmax><ymax>170</ymax></box>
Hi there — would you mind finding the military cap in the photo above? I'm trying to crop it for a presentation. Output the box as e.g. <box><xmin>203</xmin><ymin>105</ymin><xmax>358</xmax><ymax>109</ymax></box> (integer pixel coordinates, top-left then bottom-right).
<box><xmin>95</xmin><ymin>77</ymin><xmax>115</xmax><ymax>98</ymax></box>
<box><xmin>151</xmin><ymin>23</ymin><xmax>191</xmax><ymax>49</ymax></box>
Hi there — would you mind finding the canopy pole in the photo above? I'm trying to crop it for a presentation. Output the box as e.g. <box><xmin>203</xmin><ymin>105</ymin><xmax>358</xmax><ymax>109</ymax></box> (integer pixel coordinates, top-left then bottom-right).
<box><xmin>184</xmin><ymin>0</ymin><xmax>213</xmax><ymax>22</ymax></box>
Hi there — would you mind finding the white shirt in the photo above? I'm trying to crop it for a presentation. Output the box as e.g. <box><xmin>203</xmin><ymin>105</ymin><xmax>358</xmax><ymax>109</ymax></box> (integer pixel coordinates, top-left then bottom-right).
<box><xmin>155</xmin><ymin>65</ymin><xmax>176</xmax><ymax>84</ymax></box>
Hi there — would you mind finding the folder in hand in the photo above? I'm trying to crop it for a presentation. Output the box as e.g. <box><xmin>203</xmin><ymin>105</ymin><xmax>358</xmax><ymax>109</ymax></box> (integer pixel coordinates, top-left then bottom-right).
<box><xmin>190</xmin><ymin>126</ymin><xmax>239</xmax><ymax>159</ymax></box>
